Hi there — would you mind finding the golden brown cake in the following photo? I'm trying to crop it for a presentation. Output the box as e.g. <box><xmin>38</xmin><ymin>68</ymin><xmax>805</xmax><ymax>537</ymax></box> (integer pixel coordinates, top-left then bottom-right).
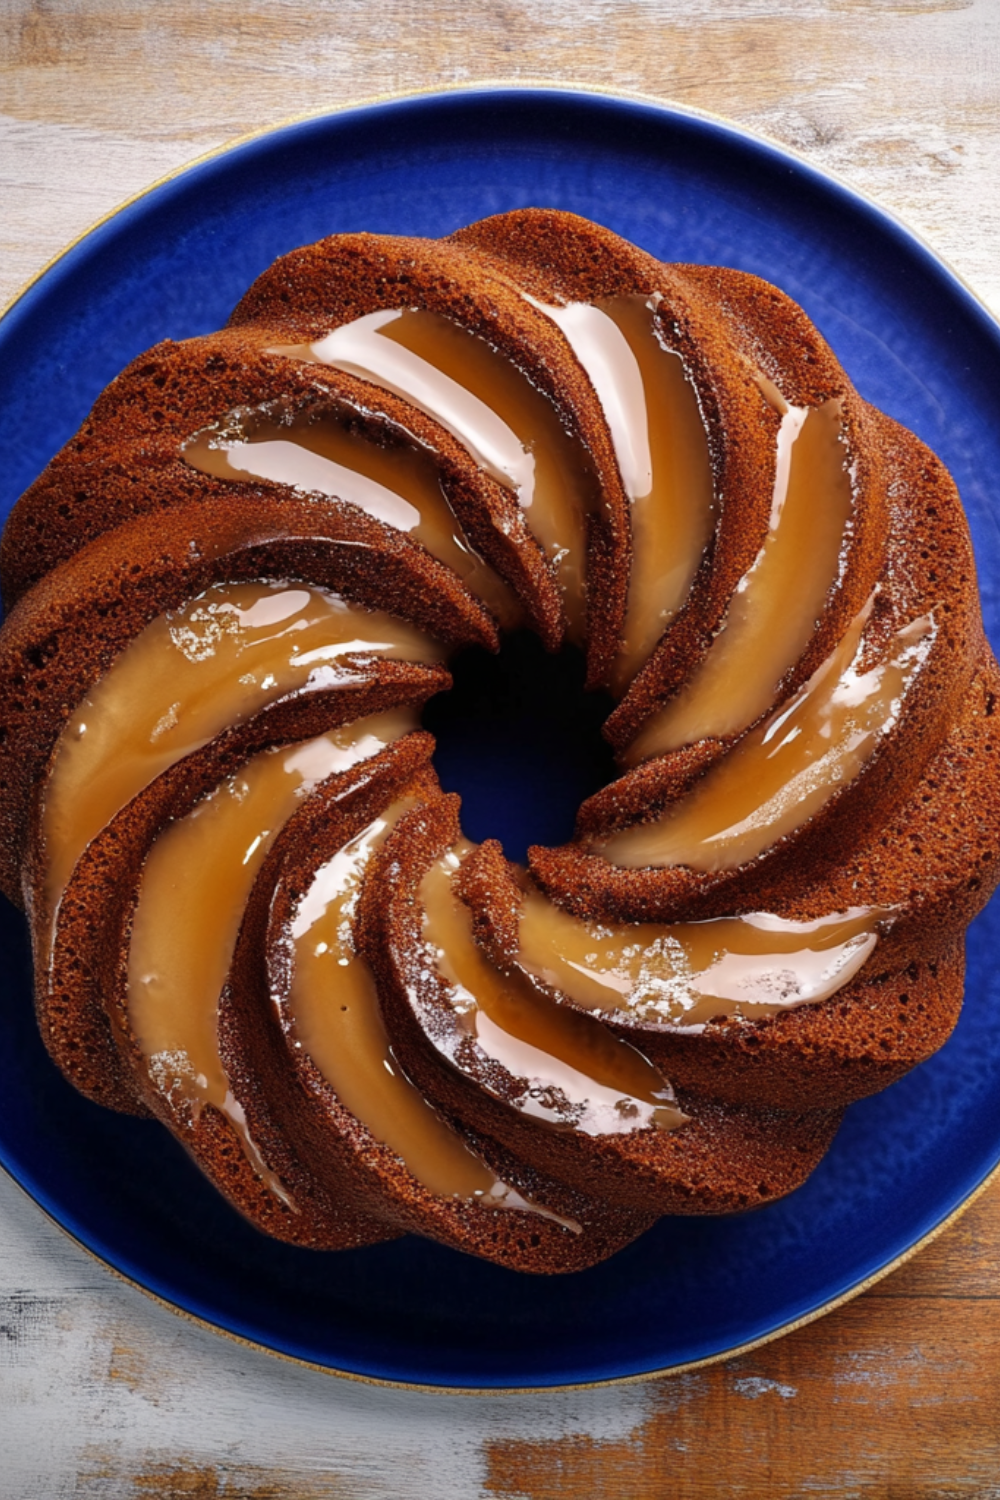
<box><xmin>1</xmin><ymin>207</ymin><xmax>997</xmax><ymax>1271</ymax></box>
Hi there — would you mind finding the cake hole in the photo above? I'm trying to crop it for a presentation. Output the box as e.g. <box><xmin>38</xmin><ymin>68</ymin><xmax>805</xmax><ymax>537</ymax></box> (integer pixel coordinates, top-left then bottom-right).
<box><xmin>423</xmin><ymin>630</ymin><xmax>617</xmax><ymax>862</ymax></box>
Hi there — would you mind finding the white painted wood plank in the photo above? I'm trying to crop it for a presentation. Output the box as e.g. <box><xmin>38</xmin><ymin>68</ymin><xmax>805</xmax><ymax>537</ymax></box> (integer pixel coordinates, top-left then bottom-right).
<box><xmin>3</xmin><ymin>1</ymin><xmax>1000</xmax><ymax>316</ymax></box>
<box><xmin>0</xmin><ymin>1174</ymin><xmax>659</xmax><ymax>1500</ymax></box>
<box><xmin>0</xmin><ymin>115</ymin><xmax>221</xmax><ymax>309</ymax></box>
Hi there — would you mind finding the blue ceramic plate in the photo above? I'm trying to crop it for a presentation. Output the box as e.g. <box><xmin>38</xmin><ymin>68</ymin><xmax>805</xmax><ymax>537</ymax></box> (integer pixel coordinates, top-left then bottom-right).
<box><xmin>2</xmin><ymin>87</ymin><xmax>1000</xmax><ymax>1391</ymax></box>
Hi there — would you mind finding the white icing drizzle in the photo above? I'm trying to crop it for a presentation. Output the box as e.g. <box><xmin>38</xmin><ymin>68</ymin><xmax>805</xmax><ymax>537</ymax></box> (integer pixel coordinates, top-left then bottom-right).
<box><xmin>219</xmin><ymin>438</ymin><xmax>422</xmax><ymax>532</ymax></box>
<box><xmin>307</xmin><ymin>310</ymin><xmax>536</xmax><ymax>503</ymax></box>
<box><xmin>533</xmin><ymin>299</ymin><xmax>653</xmax><ymax>499</ymax></box>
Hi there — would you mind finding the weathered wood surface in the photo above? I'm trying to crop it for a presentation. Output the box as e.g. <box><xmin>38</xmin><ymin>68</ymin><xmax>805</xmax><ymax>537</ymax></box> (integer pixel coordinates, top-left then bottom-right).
<box><xmin>3</xmin><ymin>1</ymin><xmax>1000</xmax><ymax>1495</ymax></box>
<box><xmin>4</xmin><ymin>0</ymin><xmax>1000</xmax><ymax>318</ymax></box>
<box><xmin>4</xmin><ymin>1164</ymin><xmax>1000</xmax><ymax>1498</ymax></box>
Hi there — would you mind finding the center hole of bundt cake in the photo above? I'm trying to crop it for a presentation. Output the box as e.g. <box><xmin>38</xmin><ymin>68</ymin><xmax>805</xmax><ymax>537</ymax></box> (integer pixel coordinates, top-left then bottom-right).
<box><xmin>422</xmin><ymin>631</ymin><xmax>617</xmax><ymax>863</ymax></box>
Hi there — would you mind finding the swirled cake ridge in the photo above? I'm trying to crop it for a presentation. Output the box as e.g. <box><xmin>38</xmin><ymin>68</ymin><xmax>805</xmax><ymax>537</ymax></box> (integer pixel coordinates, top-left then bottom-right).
<box><xmin>1</xmin><ymin>208</ymin><xmax>997</xmax><ymax>1270</ymax></box>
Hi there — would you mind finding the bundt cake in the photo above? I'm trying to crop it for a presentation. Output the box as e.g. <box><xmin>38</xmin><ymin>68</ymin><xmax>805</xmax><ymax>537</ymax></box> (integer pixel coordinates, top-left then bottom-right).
<box><xmin>2</xmin><ymin>207</ymin><xmax>998</xmax><ymax>1273</ymax></box>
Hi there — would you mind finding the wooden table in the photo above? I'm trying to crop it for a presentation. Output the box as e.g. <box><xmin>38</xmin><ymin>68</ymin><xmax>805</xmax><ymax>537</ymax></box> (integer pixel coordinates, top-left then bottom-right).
<box><xmin>3</xmin><ymin>3</ymin><xmax>1000</xmax><ymax>1494</ymax></box>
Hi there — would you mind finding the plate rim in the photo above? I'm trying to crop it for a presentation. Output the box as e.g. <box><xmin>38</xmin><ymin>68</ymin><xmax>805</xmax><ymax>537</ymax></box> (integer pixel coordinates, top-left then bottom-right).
<box><xmin>4</xmin><ymin>1151</ymin><xmax>997</xmax><ymax>1396</ymax></box>
<box><xmin>4</xmin><ymin>78</ymin><xmax>999</xmax><ymax>338</ymax></box>
<box><xmin>2</xmin><ymin>79</ymin><xmax>999</xmax><ymax>1394</ymax></box>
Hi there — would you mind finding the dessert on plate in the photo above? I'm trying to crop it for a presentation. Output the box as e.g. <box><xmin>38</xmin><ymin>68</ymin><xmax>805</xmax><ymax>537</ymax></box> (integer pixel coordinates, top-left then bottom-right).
<box><xmin>2</xmin><ymin>208</ymin><xmax>997</xmax><ymax>1272</ymax></box>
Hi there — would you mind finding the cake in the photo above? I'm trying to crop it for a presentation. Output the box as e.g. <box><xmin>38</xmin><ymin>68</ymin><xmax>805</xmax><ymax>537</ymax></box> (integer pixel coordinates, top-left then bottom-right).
<box><xmin>2</xmin><ymin>208</ymin><xmax>997</xmax><ymax>1272</ymax></box>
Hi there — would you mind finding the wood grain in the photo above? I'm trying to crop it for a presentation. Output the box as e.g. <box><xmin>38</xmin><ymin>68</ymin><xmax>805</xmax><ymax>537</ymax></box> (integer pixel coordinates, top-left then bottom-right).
<box><xmin>486</xmin><ymin>1202</ymin><xmax>1000</xmax><ymax>1498</ymax></box>
<box><xmin>2</xmin><ymin>1</ymin><xmax>1000</xmax><ymax>1495</ymax></box>
<box><xmin>4</xmin><ymin>1167</ymin><xmax>1000</xmax><ymax>1498</ymax></box>
<box><xmin>3</xmin><ymin>0</ymin><xmax>1000</xmax><ymax>313</ymax></box>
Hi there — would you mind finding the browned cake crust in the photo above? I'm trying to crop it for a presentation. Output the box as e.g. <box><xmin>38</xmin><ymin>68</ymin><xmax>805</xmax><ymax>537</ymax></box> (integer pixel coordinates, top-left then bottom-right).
<box><xmin>220</xmin><ymin>757</ymin><xmax>657</xmax><ymax>1273</ymax></box>
<box><xmin>531</xmin><ymin>414</ymin><xmax>986</xmax><ymax>922</ymax></box>
<box><xmin>0</xmin><ymin>492</ymin><xmax>491</xmax><ymax>904</ymax></box>
<box><xmin>82</xmin><ymin>737</ymin><xmax>441</xmax><ymax>1248</ymax></box>
<box><xmin>358</xmin><ymin>794</ymin><xmax>844</xmax><ymax>1215</ymax></box>
<box><xmin>0</xmin><ymin>330</ymin><xmax>563</xmax><ymax>646</ymax></box>
<box><xmin>3</xmin><ymin>207</ymin><xmax>998</xmax><ymax>1271</ymax></box>
<box><xmin>228</xmin><ymin>229</ymin><xmax>633</xmax><ymax>688</ymax></box>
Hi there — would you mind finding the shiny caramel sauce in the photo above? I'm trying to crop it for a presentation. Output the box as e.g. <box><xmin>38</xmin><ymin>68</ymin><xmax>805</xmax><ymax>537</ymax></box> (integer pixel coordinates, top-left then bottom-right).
<box><xmin>273</xmin><ymin>310</ymin><xmax>602</xmax><ymax>640</ymax></box>
<box><xmin>601</xmin><ymin>597</ymin><xmax>936</xmax><ymax>872</ymax></box>
<box><xmin>535</xmin><ymin>296</ymin><xmax>715</xmax><ymax>692</ymax></box>
<box><xmin>625</xmin><ymin>395</ymin><xmax>853</xmax><ymax>763</ymax></box>
<box><xmin>515</xmin><ymin>882</ymin><xmax>889</xmax><ymax>1030</ymax></box>
<box><xmin>127</xmin><ymin>713</ymin><xmax>416</xmax><ymax>1204</ymax></box>
<box><xmin>183</xmin><ymin>410</ymin><xmax>522</xmax><ymax>628</ymax></box>
<box><xmin>41</xmin><ymin>580</ymin><xmax>440</xmax><ymax>928</ymax></box>
<box><xmin>286</xmin><ymin>803</ymin><xmax>572</xmax><ymax>1224</ymax></box>
<box><xmin>420</xmin><ymin>847</ymin><xmax>686</xmax><ymax>1135</ymax></box>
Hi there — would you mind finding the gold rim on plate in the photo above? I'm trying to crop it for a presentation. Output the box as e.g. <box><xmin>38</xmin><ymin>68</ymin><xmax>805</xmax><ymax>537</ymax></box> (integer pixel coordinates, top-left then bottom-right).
<box><xmin>2</xmin><ymin>79</ymin><xmax>998</xmax><ymax>1395</ymax></box>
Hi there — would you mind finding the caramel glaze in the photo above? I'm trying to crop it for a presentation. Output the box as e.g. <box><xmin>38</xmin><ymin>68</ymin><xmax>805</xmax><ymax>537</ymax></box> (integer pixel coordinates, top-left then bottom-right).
<box><xmin>274</xmin><ymin>309</ymin><xmax>602</xmax><ymax>642</ymax></box>
<box><xmin>287</xmin><ymin>802</ymin><xmax>573</xmax><ymax>1221</ymax></box>
<box><xmin>623</xmin><ymin>393</ymin><xmax>854</xmax><ymax>763</ymax></box>
<box><xmin>450</xmin><ymin>210</ymin><xmax>886</xmax><ymax>762</ymax></box>
<box><xmin>39</xmin><ymin>579</ymin><xmax>441</xmax><ymax>940</ymax></box>
<box><xmin>110</xmin><ymin>734</ymin><xmax>440</xmax><ymax>1249</ymax></box>
<box><xmin>452</xmin><ymin>833</ymin><xmax>975</xmax><ymax>1114</ymax></box>
<box><xmin>568</xmin><ymin>406</ymin><xmax>978</xmax><ymax>906</ymax></box>
<box><xmin>224</xmin><ymin>756</ymin><xmax>657</xmax><ymax>1271</ymax></box>
<box><xmin>34</xmin><ymin>692</ymin><xmax>448</xmax><ymax>1121</ymax></box>
<box><xmin>0</xmin><ymin>331</ymin><xmax>565</xmax><ymax>654</ymax></box>
<box><xmin>600</xmin><ymin>597</ymin><xmax>936</xmax><ymax>874</ymax></box>
<box><xmin>421</xmin><ymin>843</ymin><xmax>684</xmax><ymax>1135</ymax></box>
<box><xmin>0</xmin><ymin>492</ymin><xmax>496</xmax><ymax>906</ymax></box>
<box><xmin>128</xmin><ymin>715</ymin><xmax>416</xmax><ymax>1201</ymax></box>
<box><xmin>229</xmin><ymin>229</ymin><xmax>637</xmax><ymax>689</ymax></box>
<box><xmin>360</xmin><ymin>793</ymin><xmax>846</xmax><ymax>1214</ymax></box>
<box><xmin>183</xmin><ymin>408</ymin><xmax>523</xmax><ymax>629</ymax></box>
<box><xmin>513</xmin><ymin>880</ymin><xmax>891</xmax><ymax>1032</ymax></box>
<box><xmin>288</xmin><ymin>802</ymin><xmax>505</xmax><ymax>1199</ymax></box>
<box><xmin>534</xmin><ymin>296</ymin><xmax>716</xmax><ymax>694</ymax></box>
